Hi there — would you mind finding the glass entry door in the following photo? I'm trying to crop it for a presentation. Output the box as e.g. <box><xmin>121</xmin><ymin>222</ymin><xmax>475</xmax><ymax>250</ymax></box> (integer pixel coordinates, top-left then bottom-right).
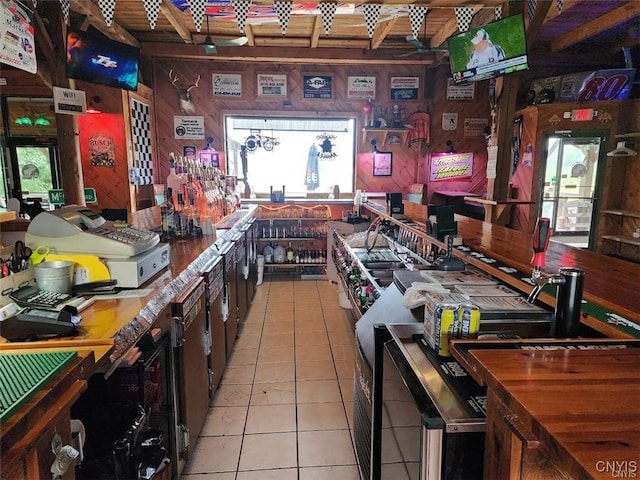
<box><xmin>540</xmin><ymin>133</ymin><xmax>605</xmax><ymax>248</ymax></box>
<box><xmin>9</xmin><ymin>145</ymin><xmax>60</xmax><ymax>209</ymax></box>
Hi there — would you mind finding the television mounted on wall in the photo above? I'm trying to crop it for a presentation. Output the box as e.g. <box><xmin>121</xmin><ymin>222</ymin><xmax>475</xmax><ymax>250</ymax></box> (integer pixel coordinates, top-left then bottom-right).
<box><xmin>447</xmin><ymin>14</ymin><xmax>528</xmax><ymax>85</ymax></box>
<box><xmin>66</xmin><ymin>27</ymin><xmax>140</xmax><ymax>91</ymax></box>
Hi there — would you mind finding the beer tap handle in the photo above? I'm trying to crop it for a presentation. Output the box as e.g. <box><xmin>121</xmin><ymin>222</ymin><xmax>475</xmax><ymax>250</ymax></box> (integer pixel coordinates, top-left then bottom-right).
<box><xmin>531</xmin><ymin>217</ymin><xmax>551</xmax><ymax>275</ymax></box>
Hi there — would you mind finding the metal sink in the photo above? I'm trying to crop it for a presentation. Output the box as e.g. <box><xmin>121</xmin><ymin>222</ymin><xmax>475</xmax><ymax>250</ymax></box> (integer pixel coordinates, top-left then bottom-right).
<box><xmin>363</xmin><ymin>262</ymin><xmax>406</xmax><ymax>270</ymax></box>
<box><xmin>373</xmin><ymin>278</ymin><xmax>394</xmax><ymax>287</ymax></box>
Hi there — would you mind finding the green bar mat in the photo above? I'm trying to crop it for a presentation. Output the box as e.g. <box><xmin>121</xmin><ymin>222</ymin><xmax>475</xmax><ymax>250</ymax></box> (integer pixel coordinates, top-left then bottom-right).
<box><xmin>0</xmin><ymin>351</ymin><xmax>77</xmax><ymax>424</ymax></box>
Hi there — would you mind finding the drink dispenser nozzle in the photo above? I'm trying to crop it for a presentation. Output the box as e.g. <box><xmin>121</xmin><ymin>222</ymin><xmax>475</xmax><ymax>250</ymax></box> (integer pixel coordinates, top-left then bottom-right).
<box><xmin>531</xmin><ymin>216</ymin><xmax>551</xmax><ymax>281</ymax></box>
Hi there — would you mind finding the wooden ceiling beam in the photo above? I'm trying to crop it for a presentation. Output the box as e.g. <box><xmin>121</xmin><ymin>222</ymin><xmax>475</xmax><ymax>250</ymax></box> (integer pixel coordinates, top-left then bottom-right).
<box><xmin>371</xmin><ymin>17</ymin><xmax>398</xmax><ymax>50</ymax></box>
<box><xmin>310</xmin><ymin>15</ymin><xmax>322</xmax><ymax>48</ymax></box>
<box><xmin>31</xmin><ymin>8</ymin><xmax>54</xmax><ymax>88</ymax></box>
<box><xmin>525</xmin><ymin>0</ymin><xmax>551</xmax><ymax>49</ymax></box>
<box><xmin>159</xmin><ymin>0</ymin><xmax>192</xmax><ymax>43</ymax></box>
<box><xmin>70</xmin><ymin>0</ymin><xmax>139</xmax><ymax>46</ymax></box>
<box><xmin>430</xmin><ymin>5</ymin><xmax>484</xmax><ymax>47</ymax></box>
<box><xmin>551</xmin><ymin>2</ymin><xmax>640</xmax><ymax>52</ymax></box>
<box><xmin>140</xmin><ymin>44</ymin><xmax>436</xmax><ymax>65</ymax></box>
<box><xmin>245</xmin><ymin>24</ymin><xmax>256</xmax><ymax>46</ymax></box>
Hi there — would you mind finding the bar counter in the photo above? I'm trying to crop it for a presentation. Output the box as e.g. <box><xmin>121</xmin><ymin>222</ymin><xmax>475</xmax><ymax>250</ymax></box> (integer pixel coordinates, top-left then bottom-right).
<box><xmin>457</xmin><ymin>344</ymin><xmax>640</xmax><ymax>479</ymax></box>
<box><xmin>0</xmin><ymin>205</ymin><xmax>258</xmax><ymax>366</ymax></box>
<box><xmin>363</xmin><ymin>201</ymin><xmax>640</xmax><ymax>337</ymax></box>
<box><xmin>0</xmin><ymin>206</ymin><xmax>258</xmax><ymax>478</ymax></box>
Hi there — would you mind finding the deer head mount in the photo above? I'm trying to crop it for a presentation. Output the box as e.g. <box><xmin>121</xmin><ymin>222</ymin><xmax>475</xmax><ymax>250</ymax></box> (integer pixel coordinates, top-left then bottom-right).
<box><xmin>169</xmin><ymin>70</ymin><xmax>200</xmax><ymax>115</ymax></box>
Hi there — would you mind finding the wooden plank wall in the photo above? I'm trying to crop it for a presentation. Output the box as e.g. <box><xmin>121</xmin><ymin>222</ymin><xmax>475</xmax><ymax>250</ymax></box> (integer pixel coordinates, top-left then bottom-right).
<box><xmin>150</xmin><ymin>60</ymin><xmax>493</xmax><ymax>206</ymax></box>
<box><xmin>423</xmin><ymin>65</ymin><xmax>491</xmax><ymax>204</ymax></box>
<box><xmin>151</xmin><ymin>59</ymin><xmax>426</xmax><ymax>191</ymax></box>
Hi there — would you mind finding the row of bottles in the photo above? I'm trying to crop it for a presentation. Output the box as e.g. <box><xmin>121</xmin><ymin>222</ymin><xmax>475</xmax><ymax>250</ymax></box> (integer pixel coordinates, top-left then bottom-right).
<box><xmin>161</xmin><ymin>153</ymin><xmax>241</xmax><ymax>241</ymax></box>
<box><xmin>262</xmin><ymin>243</ymin><xmax>327</xmax><ymax>264</ymax></box>
<box><xmin>332</xmin><ymin>231</ymin><xmax>378</xmax><ymax>314</ymax></box>
<box><xmin>259</xmin><ymin>221</ymin><xmax>327</xmax><ymax>239</ymax></box>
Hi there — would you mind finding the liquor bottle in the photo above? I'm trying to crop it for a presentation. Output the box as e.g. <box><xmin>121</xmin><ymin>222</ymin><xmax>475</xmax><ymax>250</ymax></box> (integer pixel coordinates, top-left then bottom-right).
<box><xmin>189</xmin><ymin>198</ymin><xmax>202</xmax><ymax>236</ymax></box>
<box><xmin>286</xmin><ymin>242</ymin><xmax>295</xmax><ymax>263</ymax></box>
<box><xmin>160</xmin><ymin>188</ymin><xmax>175</xmax><ymax>241</ymax></box>
<box><xmin>175</xmin><ymin>193</ymin><xmax>188</xmax><ymax>239</ymax></box>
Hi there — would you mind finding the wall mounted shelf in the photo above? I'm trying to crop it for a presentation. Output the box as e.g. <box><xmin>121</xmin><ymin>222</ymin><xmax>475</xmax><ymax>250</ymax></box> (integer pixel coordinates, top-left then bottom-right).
<box><xmin>362</xmin><ymin>127</ymin><xmax>412</xmax><ymax>146</ymax></box>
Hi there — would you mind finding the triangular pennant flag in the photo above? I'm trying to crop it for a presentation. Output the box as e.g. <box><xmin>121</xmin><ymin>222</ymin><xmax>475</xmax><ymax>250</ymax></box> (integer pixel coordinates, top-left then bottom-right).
<box><xmin>232</xmin><ymin>0</ymin><xmax>252</xmax><ymax>34</ymax></box>
<box><xmin>98</xmin><ymin>0</ymin><xmax>116</xmax><ymax>28</ymax></box>
<box><xmin>31</xmin><ymin>0</ymin><xmax>37</xmax><ymax>7</ymax></box>
<box><xmin>527</xmin><ymin>0</ymin><xmax>537</xmax><ymax>21</ymax></box>
<box><xmin>494</xmin><ymin>5</ymin><xmax>502</xmax><ymax>20</ymax></box>
<box><xmin>557</xmin><ymin>0</ymin><xmax>563</xmax><ymax>14</ymax></box>
<box><xmin>187</xmin><ymin>0</ymin><xmax>207</xmax><ymax>32</ymax></box>
<box><xmin>141</xmin><ymin>0</ymin><xmax>162</xmax><ymax>30</ymax></box>
<box><xmin>363</xmin><ymin>4</ymin><xmax>381</xmax><ymax>39</ymax></box>
<box><xmin>319</xmin><ymin>2</ymin><xmax>337</xmax><ymax>35</ymax></box>
<box><xmin>273</xmin><ymin>1</ymin><xmax>293</xmax><ymax>36</ymax></box>
<box><xmin>454</xmin><ymin>7</ymin><xmax>474</xmax><ymax>32</ymax></box>
<box><xmin>408</xmin><ymin>5</ymin><xmax>428</xmax><ymax>39</ymax></box>
<box><xmin>59</xmin><ymin>0</ymin><xmax>69</xmax><ymax>25</ymax></box>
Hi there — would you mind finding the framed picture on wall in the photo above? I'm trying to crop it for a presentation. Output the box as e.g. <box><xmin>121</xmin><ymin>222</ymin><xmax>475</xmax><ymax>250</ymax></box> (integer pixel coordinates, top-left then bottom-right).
<box><xmin>303</xmin><ymin>74</ymin><xmax>333</xmax><ymax>99</ymax></box>
<box><xmin>373</xmin><ymin>152</ymin><xmax>392</xmax><ymax>176</ymax></box>
<box><xmin>347</xmin><ymin>75</ymin><xmax>376</xmax><ymax>99</ymax></box>
<box><xmin>390</xmin><ymin>76</ymin><xmax>420</xmax><ymax>101</ymax></box>
<box><xmin>200</xmin><ymin>151</ymin><xmax>220</xmax><ymax>168</ymax></box>
<box><xmin>257</xmin><ymin>73</ymin><xmax>287</xmax><ymax>97</ymax></box>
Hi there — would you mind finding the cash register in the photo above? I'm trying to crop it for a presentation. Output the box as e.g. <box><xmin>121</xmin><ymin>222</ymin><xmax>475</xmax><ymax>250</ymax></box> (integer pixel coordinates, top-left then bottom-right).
<box><xmin>25</xmin><ymin>206</ymin><xmax>170</xmax><ymax>288</ymax></box>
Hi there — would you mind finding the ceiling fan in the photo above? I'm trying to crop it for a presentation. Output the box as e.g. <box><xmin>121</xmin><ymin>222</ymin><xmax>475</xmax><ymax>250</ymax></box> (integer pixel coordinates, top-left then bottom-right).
<box><xmin>167</xmin><ymin>15</ymin><xmax>248</xmax><ymax>54</ymax></box>
<box><xmin>397</xmin><ymin>35</ymin><xmax>448</xmax><ymax>57</ymax></box>
<box><xmin>397</xmin><ymin>19</ymin><xmax>447</xmax><ymax>58</ymax></box>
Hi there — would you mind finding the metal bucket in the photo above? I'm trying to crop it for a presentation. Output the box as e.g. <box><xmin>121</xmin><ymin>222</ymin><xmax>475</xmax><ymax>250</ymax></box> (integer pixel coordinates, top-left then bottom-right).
<box><xmin>34</xmin><ymin>261</ymin><xmax>75</xmax><ymax>293</ymax></box>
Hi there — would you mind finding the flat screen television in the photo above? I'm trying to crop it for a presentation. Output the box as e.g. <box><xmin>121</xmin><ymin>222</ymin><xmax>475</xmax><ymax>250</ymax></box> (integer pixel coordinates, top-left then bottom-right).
<box><xmin>448</xmin><ymin>14</ymin><xmax>528</xmax><ymax>84</ymax></box>
<box><xmin>66</xmin><ymin>28</ymin><xmax>139</xmax><ymax>91</ymax></box>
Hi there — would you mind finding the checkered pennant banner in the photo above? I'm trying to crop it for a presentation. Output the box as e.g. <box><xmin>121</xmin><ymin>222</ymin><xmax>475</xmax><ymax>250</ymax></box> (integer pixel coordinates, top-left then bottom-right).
<box><xmin>274</xmin><ymin>1</ymin><xmax>293</xmax><ymax>36</ymax></box>
<box><xmin>319</xmin><ymin>2</ymin><xmax>337</xmax><ymax>35</ymax></box>
<box><xmin>188</xmin><ymin>0</ymin><xmax>207</xmax><ymax>32</ymax></box>
<box><xmin>527</xmin><ymin>0</ymin><xmax>537</xmax><ymax>21</ymax></box>
<box><xmin>557</xmin><ymin>0</ymin><xmax>563</xmax><ymax>13</ymax></box>
<box><xmin>59</xmin><ymin>0</ymin><xmax>69</xmax><ymax>24</ymax></box>
<box><xmin>494</xmin><ymin>5</ymin><xmax>502</xmax><ymax>20</ymax></box>
<box><xmin>363</xmin><ymin>4</ymin><xmax>381</xmax><ymax>39</ymax></box>
<box><xmin>141</xmin><ymin>0</ymin><xmax>162</xmax><ymax>30</ymax></box>
<box><xmin>454</xmin><ymin>7</ymin><xmax>474</xmax><ymax>32</ymax></box>
<box><xmin>232</xmin><ymin>0</ymin><xmax>252</xmax><ymax>34</ymax></box>
<box><xmin>98</xmin><ymin>0</ymin><xmax>116</xmax><ymax>28</ymax></box>
<box><xmin>408</xmin><ymin>5</ymin><xmax>428</xmax><ymax>39</ymax></box>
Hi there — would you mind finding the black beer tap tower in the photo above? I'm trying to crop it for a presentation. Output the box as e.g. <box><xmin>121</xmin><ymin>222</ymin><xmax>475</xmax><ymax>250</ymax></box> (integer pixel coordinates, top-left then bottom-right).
<box><xmin>527</xmin><ymin>217</ymin><xmax>585</xmax><ymax>337</ymax></box>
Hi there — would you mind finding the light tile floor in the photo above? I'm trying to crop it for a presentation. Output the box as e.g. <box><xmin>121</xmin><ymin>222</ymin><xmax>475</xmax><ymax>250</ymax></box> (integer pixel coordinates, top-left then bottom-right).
<box><xmin>181</xmin><ymin>274</ymin><xmax>360</xmax><ymax>480</ymax></box>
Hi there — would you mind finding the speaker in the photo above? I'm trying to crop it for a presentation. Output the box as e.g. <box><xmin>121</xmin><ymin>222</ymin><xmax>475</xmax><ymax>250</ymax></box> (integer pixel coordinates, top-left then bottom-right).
<box><xmin>386</xmin><ymin>193</ymin><xmax>403</xmax><ymax>215</ymax></box>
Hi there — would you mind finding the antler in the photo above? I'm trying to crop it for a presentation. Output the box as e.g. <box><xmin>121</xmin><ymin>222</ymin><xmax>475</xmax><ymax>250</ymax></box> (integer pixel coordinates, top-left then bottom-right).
<box><xmin>186</xmin><ymin>74</ymin><xmax>201</xmax><ymax>93</ymax></box>
<box><xmin>169</xmin><ymin>69</ymin><xmax>180</xmax><ymax>89</ymax></box>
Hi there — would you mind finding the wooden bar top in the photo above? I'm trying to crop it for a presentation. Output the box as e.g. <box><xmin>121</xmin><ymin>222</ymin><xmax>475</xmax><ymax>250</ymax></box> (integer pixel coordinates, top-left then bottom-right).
<box><xmin>465</xmin><ymin>347</ymin><xmax>640</xmax><ymax>480</ymax></box>
<box><xmin>454</xmin><ymin>215</ymin><xmax>640</xmax><ymax>324</ymax></box>
<box><xmin>463</xmin><ymin>196</ymin><xmax>535</xmax><ymax>206</ymax></box>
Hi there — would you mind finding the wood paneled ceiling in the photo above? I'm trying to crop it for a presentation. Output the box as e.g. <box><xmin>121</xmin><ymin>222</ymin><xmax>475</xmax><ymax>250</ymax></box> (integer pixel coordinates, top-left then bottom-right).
<box><xmin>61</xmin><ymin>0</ymin><xmax>639</xmax><ymax>68</ymax></box>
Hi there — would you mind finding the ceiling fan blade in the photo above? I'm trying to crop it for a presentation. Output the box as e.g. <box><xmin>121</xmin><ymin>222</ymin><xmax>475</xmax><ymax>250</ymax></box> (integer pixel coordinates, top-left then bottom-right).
<box><xmin>396</xmin><ymin>50</ymin><xmax>420</xmax><ymax>58</ymax></box>
<box><xmin>212</xmin><ymin>36</ymin><xmax>249</xmax><ymax>47</ymax></box>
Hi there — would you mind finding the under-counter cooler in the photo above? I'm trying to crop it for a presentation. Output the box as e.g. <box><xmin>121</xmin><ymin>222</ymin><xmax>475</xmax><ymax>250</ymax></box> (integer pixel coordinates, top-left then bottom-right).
<box><xmin>170</xmin><ymin>277</ymin><xmax>208</xmax><ymax>474</ymax></box>
<box><xmin>200</xmin><ymin>255</ymin><xmax>226</xmax><ymax>399</ymax></box>
<box><xmin>353</xmin><ymin>269</ymin><xmax>553</xmax><ymax>480</ymax></box>
<box><xmin>373</xmin><ymin>323</ymin><xmax>485</xmax><ymax>480</ymax></box>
